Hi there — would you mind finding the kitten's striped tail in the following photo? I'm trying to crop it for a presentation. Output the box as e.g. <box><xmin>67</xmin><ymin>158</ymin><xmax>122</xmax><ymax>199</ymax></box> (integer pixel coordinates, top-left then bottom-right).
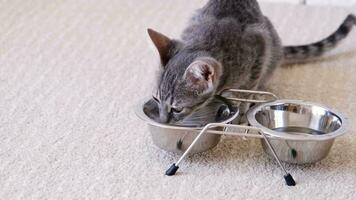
<box><xmin>283</xmin><ymin>14</ymin><xmax>356</xmax><ymax>64</ymax></box>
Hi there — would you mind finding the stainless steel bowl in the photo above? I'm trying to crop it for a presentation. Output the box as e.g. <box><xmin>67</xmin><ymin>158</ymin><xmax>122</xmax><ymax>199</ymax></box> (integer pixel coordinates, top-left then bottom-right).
<box><xmin>135</xmin><ymin>99</ymin><xmax>239</xmax><ymax>154</ymax></box>
<box><xmin>247</xmin><ymin>100</ymin><xmax>347</xmax><ymax>164</ymax></box>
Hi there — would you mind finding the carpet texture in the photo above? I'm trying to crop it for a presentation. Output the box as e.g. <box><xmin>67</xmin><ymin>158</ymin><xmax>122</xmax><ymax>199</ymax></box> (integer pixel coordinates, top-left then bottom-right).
<box><xmin>0</xmin><ymin>0</ymin><xmax>356</xmax><ymax>199</ymax></box>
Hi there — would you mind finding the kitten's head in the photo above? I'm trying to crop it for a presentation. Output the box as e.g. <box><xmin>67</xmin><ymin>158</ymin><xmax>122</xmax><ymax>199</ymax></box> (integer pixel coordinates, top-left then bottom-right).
<box><xmin>148</xmin><ymin>29</ymin><xmax>223</xmax><ymax>123</ymax></box>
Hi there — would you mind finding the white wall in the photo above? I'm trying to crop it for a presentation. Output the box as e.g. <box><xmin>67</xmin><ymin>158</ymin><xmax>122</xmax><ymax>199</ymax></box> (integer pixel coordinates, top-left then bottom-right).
<box><xmin>260</xmin><ymin>0</ymin><xmax>303</xmax><ymax>4</ymax></box>
<box><xmin>260</xmin><ymin>0</ymin><xmax>356</xmax><ymax>7</ymax></box>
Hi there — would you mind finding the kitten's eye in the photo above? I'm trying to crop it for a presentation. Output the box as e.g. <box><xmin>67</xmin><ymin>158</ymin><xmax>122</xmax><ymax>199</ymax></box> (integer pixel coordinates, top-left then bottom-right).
<box><xmin>171</xmin><ymin>107</ymin><xmax>183</xmax><ymax>114</ymax></box>
<box><xmin>152</xmin><ymin>96</ymin><xmax>160</xmax><ymax>103</ymax></box>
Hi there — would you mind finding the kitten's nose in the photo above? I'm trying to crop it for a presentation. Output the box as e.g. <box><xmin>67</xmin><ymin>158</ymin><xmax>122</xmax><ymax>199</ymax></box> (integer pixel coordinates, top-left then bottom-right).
<box><xmin>159</xmin><ymin>114</ymin><xmax>169</xmax><ymax>123</ymax></box>
<box><xmin>159</xmin><ymin>105</ymin><xmax>171</xmax><ymax>123</ymax></box>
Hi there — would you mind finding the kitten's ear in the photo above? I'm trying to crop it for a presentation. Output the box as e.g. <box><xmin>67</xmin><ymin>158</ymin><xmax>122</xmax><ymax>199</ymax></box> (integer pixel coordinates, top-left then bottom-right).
<box><xmin>183</xmin><ymin>57</ymin><xmax>222</xmax><ymax>94</ymax></box>
<box><xmin>147</xmin><ymin>28</ymin><xmax>173</xmax><ymax>66</ymax></box>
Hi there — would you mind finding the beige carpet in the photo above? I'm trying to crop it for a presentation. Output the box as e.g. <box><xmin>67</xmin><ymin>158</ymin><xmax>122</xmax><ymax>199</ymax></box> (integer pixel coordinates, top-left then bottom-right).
<box><xmin>0</xmin><ymin>0</ymin><xmax>356</xmax><ymax>199</ymax></box>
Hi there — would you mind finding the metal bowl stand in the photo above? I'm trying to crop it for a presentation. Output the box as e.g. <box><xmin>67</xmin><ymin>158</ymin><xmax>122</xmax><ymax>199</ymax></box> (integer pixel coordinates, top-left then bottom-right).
<box><xmin>165</xmin><ymin>89</ymin><xmax>296</xmax><ymax>186</ymax></box>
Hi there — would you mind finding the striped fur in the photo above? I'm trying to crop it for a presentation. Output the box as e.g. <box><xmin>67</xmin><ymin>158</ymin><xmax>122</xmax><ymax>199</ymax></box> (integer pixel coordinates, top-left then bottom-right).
<box><xmin>284</xmin><ymin>14</ymin><xmax>356</xmax><ymax>63</ymax></box>
<box><xmin>149</xmin><ymin>0</ymin><xmax>355</xmax><ymax>125</ymax></box>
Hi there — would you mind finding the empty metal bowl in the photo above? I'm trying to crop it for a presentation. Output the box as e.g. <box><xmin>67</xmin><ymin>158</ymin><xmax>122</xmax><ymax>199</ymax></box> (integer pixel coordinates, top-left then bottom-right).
<box><xmin>247</xmin><ymin>100</ymin><xmax>347</xmax><ymax>164</ymax></box>
<box><xmin>135</xmin><ymin>97</ymin><xmax>239</xmax><ymax>154</ymax></box>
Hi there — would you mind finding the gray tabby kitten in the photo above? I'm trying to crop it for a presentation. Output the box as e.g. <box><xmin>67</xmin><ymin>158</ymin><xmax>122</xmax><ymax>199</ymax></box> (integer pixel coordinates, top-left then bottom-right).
<box><xmin>148</xmin><ymin>0</ymin><xmax>356</xmax><ymax>124</ymax></box>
